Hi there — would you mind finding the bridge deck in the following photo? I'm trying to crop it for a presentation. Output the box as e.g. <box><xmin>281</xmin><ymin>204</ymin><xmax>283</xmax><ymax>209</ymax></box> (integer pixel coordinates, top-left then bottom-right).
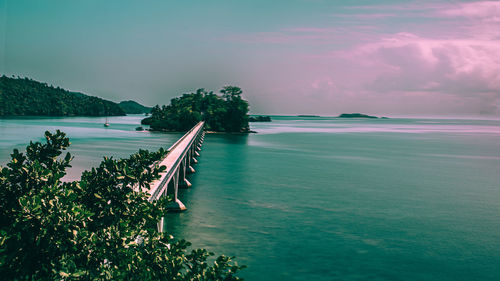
<box><xmin>147</xmin><ymin>122</ymin><xmax>204</xmax><ymax>200</ymax></box>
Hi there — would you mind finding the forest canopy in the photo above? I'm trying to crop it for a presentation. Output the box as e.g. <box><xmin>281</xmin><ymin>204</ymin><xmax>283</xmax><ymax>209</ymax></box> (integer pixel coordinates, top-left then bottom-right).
<box><xmin>142</xmin><ymin>86</ymin><xmax>250</xmax><ymax>133</ymax></box>
<box><xmin>0</xmin><ymin>76</ymin><xmax>125</xmax><ymax>117</ymax></box>
<box><xmin>119</xmin><ymin>100</ymin><xmax>152</xmax><ymax>114</ymax></box>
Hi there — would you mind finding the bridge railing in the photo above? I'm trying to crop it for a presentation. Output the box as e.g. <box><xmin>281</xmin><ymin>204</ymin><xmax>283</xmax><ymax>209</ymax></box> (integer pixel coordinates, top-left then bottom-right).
<box><xmin>148</xmin><ymin>121</ymin><xmax>205</xmax><ymax>203</ymax></box>
<box><xmin>164</xmin><ymin>121</ymin><xmax>203</xmax><ymax>155</ymax></box>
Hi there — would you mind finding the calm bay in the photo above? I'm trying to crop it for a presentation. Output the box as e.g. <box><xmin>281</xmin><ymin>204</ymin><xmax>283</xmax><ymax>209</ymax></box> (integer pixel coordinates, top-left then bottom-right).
<box><xmin>1</xmin><ymin>115</ymin><xmax>500</xmax><ymax>280</ymax></box>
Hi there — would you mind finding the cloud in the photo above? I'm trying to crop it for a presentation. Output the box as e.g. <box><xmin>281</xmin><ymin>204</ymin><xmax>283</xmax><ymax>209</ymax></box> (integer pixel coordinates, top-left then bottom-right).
<box><xmin>441</xmin><ymin>1</ymin><xmax>500</xmax><ymax>21</ymax></box>
<box><xmin>309</xmin><ymin>1</ymin><xmax>500</xmax><ymax>115</ymax></box>
<box><xmin>332</xmin><ymin>30</ymin><xmax>500</xmax><ymax>113</ymax></box>
<box><xmin>220</xmin><ymin>1</ymin><xmax>500</xmax><ymax>115</ymax></box>
<box><xmin>348</xmin><ymin>33</ymin><xmax>500</xmax><ymax>88</ymax></box>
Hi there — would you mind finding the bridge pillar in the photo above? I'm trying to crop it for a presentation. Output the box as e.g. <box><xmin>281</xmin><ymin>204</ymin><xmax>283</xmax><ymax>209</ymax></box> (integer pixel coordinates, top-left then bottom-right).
<box><xmin>178</xmin><ymin>157</ymin><xmax>192</xmax><ymax>189</ymax></box>
<box><xmin>166</xmin><ymin>169</ymin><xmax>187</xmax><ymax>211</ymax></box>
<box><xmin>189</xmin><ymin>146</ymin><xmax>198</xmax><ymax>167</ymax></box>
<box><xmin>186</xmin><ymin>149</ymin><xmax>196</xmax><ymax>174</ymax></box>
<box><xmin>158</xmin><ymin>216</ymin><xmax>166</xmax><ymax>233</ymax></box>
<box><xmin>188</xmin><ymin>165</ymin><xmax>196</xmax><ymax>173</ymax></box>
<box><xmin>193</xmin><ymin>146</ymin><xmax>199</xmax><ymax>162</ymax></box>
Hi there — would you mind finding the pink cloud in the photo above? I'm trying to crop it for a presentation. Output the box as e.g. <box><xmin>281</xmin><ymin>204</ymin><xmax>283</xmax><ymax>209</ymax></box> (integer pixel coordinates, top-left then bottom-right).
<box><xmin>329</xmin><ymin>30</ymin><xmax>500</xmax><ymax>113</ymax></box>
<box><xmin>223</xmin><ymin>1</ymin><xmax>500</xmax><ymax>115</ymax></box>
<box><xmin>273</xmin><ymin>31</ymin><xmax>500</xmax><ymax>114</ymax></box>
<box><xmin>438</xmin><ymin>1</ymin><xmax>500</xmax><ymax>40</ymax></box>
<box><xmin>441</xmin><ymin>1</ymin><xmax>500</xmax><ymax>20</ymax></box>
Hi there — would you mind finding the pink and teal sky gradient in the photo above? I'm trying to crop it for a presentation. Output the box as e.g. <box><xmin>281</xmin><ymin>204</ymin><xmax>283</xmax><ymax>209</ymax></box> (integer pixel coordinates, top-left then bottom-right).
<box><xmin>1</xmin><ymin>0</ymin><xmax>499</xmax><ymax>116</ymax></box>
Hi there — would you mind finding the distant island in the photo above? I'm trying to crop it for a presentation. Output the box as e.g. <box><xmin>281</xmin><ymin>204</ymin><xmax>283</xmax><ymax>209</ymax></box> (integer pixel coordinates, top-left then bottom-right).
<box><xmin>338</xmin><ymin>113</ymin><xmax>379</xmax><ymax>119</ymax></box>
<box><xmin>118</xmin><ymin>100</ymin><xmax>152</xmax><ymax>114</ymax></box>
<box><xmin>0</xmin><ymin>76</ymin><xmax>125</xmax><ymax>116</ymax></box>
<box><xmin>249</xmin><ymin>115</ymin><xmax>272</xmax><ymax>122</ymax></box>
<box><xmin>142</xmin><ymin>86</ymin><xmax>250</xmax><ymax>133</ymax></box>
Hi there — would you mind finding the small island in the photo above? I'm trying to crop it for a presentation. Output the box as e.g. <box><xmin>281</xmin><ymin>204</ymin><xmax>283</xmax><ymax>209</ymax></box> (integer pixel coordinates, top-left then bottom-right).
<box><xmin>337</xmin><ymin>113</ymin><xmax>379</xmax><ymax>119</ymax></box>
<box><xmin>297</xmin><ymin>114</ymin><xmax>321</xmax><ymax>117</ymax></box>
<box><xmin>0</xmin><ymin>76</ymin><xmax>125</xmax><ymax>117</ymax></box>
<box><xmin>249</xmin><ymin>115</ymin><xmax>272</xmax><ymax>122</ymax></box>
<box><xmin>142</xmin><ymin>86</ymin><xmax>251</xmax><ymax>133</ymax></box>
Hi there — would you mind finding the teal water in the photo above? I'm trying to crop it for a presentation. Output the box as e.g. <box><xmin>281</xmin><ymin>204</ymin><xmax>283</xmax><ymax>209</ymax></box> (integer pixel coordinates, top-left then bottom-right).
<box><xmin>0</xmin><ymin>115</ymin><xmax>182</xmax><ymax>180</ymax></box>
<box><xmin>1</xmin><ymin>115</ymin><xmax>500</xmax><ymax>280</ymax></box>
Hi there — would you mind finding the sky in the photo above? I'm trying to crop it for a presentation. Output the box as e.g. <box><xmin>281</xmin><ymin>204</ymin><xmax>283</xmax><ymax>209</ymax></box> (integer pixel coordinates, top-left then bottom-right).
<box><xmin>1</xmin><ymin>0</ymin><xmax>499</xmax><ymax>116</ymax></box>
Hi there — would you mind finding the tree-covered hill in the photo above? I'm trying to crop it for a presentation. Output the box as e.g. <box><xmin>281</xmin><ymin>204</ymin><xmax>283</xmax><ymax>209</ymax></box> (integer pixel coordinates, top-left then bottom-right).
<box><xmin>142</xmin><ymin>86</ymin><xmax>250</xmax><ymax>133</ymax></box>
<box><xmin>119</xmin><ymin>100</ymin><xmax>152</xmax><ymax>114</ymax></box>
<box><xmin>0</xmin><ymin>76</ymin><xmax>125</xmax><ymax>116</ymax></box>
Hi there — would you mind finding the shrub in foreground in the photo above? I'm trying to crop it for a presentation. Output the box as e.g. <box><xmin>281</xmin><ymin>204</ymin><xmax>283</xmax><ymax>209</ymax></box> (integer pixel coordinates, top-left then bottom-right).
<box><xmin>0</xmin><ymin>131</ymin><xmax>244</xmax><ymax>280</ymax></box>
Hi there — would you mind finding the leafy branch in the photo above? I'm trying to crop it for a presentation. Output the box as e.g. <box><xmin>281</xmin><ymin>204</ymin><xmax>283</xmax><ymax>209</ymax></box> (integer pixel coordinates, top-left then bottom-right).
<box><xmin>0</xmin><ymin>131</ymin><xmax>244</xmax><ymax>280</ymax></box>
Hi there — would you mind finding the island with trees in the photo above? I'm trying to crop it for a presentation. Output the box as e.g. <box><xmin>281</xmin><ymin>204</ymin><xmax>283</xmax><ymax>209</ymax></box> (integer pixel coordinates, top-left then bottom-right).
<box><xmin>0</xmin><ymin>76</ymin><xmax>125</xmax><ymax>117</ymax></box>
<box><xmin>142</xmin><ymin>86</ymin><xmax>251</xmax><ymax>133</ymax></box>
<box><xmin>249</xmin><ymin>115</ymin><xmax>272</xmax><ymax>122</ymax></box>
<box><xmin>337</xmin><ymin>113</ymin><xmax>379</xmax><ymax>119</ymax></box>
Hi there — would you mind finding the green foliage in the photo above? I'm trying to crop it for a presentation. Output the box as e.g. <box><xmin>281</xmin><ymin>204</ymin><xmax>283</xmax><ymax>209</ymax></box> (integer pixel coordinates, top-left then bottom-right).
<box><xmin>118</xmin><ymin>100</ymin><xmax>152</xmax><ymax>114</ymax></box>
<box><xmin>0</xmin><ymin>75</ymin><xmax>125</xmax><ymax>116</ymax></box>
<box><xmin>248</xmin><ymin>116</ymin><xmax>271</xmax><ymax>122</ymax></box>
<box><xmin>337</xmin><ymin>113</ymin><xmax>379</xmax><ymax>119</ymax></box>
<box><xmin>0</xmin><ymin>131</ymin><xmax>244</xmax><ymax>280</ymax></box>
<box><xmin>142</xmin><ymin>87</ymin><xmax>250</xmax><ymax>133</ymax></box>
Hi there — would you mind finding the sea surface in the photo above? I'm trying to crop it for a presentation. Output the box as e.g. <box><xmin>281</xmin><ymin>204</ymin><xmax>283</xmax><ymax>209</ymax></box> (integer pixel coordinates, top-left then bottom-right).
<box><xmin>1</xmin><ymin>115</ymin><xmax>500</xmax><ymax>281</ymax></box>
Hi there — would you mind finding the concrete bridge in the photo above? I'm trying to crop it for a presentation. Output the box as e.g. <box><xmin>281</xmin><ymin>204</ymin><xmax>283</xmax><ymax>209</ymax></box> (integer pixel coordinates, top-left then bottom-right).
<box><xmin>147</xmin><ymin>121</ymin><xmax>205</xmax><ymax>214</ymax></box>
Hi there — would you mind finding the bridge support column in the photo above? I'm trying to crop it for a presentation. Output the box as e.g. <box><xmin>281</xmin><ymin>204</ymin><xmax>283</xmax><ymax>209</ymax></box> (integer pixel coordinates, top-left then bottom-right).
<box><xmin>193</xmin><ymin>146</ymin><xmax>199</xmax><ymax>161</ymax></box>
<box><xmin>178</xmin><ymin>158</ymin><xmax>192</xmax><ymax>189</ymax></box>
<box><xmin>186</xmin><ymin>149</ymin><xmax>196</xmax><ymax>174</ymax></box>
<box><xmin>158</xmin><ymin>216</ymin><xmax>166</xmax><ymax>233</ymax></box>
<box><xmin>189</xmin><ymin>146</ymin><xmax>198</xmax><ymax>167</ymax></box>
<box><xmin>166</xmin><ymin>169</ymin><xmax>187</xmax><ymax>211</ymax></box>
